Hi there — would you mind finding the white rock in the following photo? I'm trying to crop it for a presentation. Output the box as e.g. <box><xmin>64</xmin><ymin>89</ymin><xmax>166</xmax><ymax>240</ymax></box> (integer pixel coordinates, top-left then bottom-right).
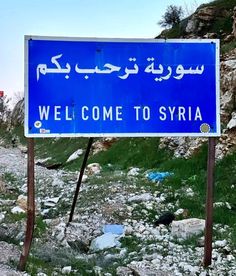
<box><xmin>0</xmin><ymin>213</ymin><xmax>5</xmax><ymax>222</ymax></box>
<box><xmin>185</xmin><ymin>187</ymin><xmax>194</xmax><ymax>197</ymax></box>
<box><xmin>171</xmin><ymin>218</ymin><xmax>205</xmax><ymax>239</ymax></box>
<box><xmin>66</xmin><ymin>149</ymin><xmax>83</xmax><ymax>163</ymax></box>
<box><xmin>127</xmin><ymin>167</ymin><xmax>140</xmax><ymax>176</ymax></box>
<box><xmin>11</xmin><ymin>206</ymin><xmax>25</xmax><ymax>214</ymax></box>
<box><xmin>16</xmin><ymin>195</ymin><xmax>27</xmax><ymax>211</ymax></box>
<box><xmin>20</xmin><ymin>184</ymin><xmax>27</xmax><ymax>193</ymax></box>
<box><xmin>214</xmin><ymin>239</ymin><xmax>227</xmax><ymax>248</ymax></box>
<box><xmin>43</xmin><ymin>197</ymin><xmax>60</xmax><ymax>207</ymax></box>
<box><xmin>224</xmin><ymin>59</ymin><xmax>236</xmax><ymax>69</ymax></box>
<box><xmin>174</xmin><ymin>209</ymin><xmax>184</xmax><ymax>216</ymax></box>
<box><xmin>62</xmin><ymin>266</ymin><xmax>72</xmax><ymax>274</ymax></box>
<box><xmin>86</xmin><ymin>163</ymin><xmax>101</xmax><ymax>175</ymax></box>
<box><xmin>227</xmin><ymin>112</ymin><xmax>236</xmax><ymax>129</ymax></box>
<box><xmin>227</xmin><ymin>254</ymin><xmax>235</xmax><ymax>261</ymax></box>
<box><xmin>128</xmin><ymin>193</ymin><xmax>153</xmax><ymax>202</ymax></box>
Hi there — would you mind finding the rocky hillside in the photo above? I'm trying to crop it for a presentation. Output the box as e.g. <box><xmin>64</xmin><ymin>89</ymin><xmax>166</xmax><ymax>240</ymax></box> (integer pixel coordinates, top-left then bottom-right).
<box><xmin>157</xmin><ymin>0</ymin><xmax>236</xmax><ymax>159</ymax></box>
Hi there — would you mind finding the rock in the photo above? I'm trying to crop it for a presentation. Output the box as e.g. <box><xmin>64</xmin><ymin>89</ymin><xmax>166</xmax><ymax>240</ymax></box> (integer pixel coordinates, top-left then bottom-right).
<box><xmin>186</xmin><ymin>18</ymin><xmax>197</xmax><ymax>33</ymax></box>
<box><xmin>128</xmin><ymin>193</ymin><xmax>153</xmax><ymax>203</ymax></box>
<box><xmin>86</xmin><ymin>163</ymin><xmax>101</xmax><ymax>175</ymax></box>
<box><xmin>171</xmin><ymin>218</ymin><xmax>205</xmax><ymax>239</ymax></box>
<box><xmin>18</xmin><ymin>145</ymin><xmax>27</xmax><ymax>154</ymax></box>
<box><xmin>185</xmin><ymin>5</ymin><xmax>229</xmax><ymax>35</ymax></box>
<box><xmin>221</xmin><ymin>90</ymin><xmax>234</xmax><ymax>112</ymax></box>
<box><xmin>214</xmin><ymin>239</ymin><xmax>227</xmax><ymax>248</ymax></box>
<box><xmin>0</xmin><ymin>213</ymin><xmax>5</xmax><ymax>223</ymax></box>
<box><xmin>16</xmin><ymin>195</ymin><xmax>27</xmax><ymax>211</ymax></box>
<box><xmin>43</xmin><ymin>197</ymin><xmax>60</xmax><ymax>207</ymax></box>
<box><xmin>127</xmin><ymin>167</ymin><xmax>140</xmax><ymax>177</ymax></box>
<box><xmin>67</xmin><ymin>239</ymin><xmax>89</xmax><ymax>253</ymax></box>
<box><xmin>227</xmin><ymin>112</ymin><xmax>236</xmax><ymax>129</ymax></box>
<box><xmin>203</xmin><ymin>32</ymin><xmax>218</xmax><ymax>38</ymax></box>
<box><xmin>197</xmin><ymin>6</ymin><xmax>219</xmax><ymax>22</ymax></box>
<box><xmin>0</xmin><ymin>177</ymin><xmax>7</xmax><ymax>193</ymax></box>
<box><xmin>66</xmin><ymin>149</ymin><xmax>83</xmax><ymax>163</ymax></box>
<box><xmin>0</xmin><ymin>241</ymin><xmax>21</xmax><ymax>264</ymax></box>
<box><xmin>0</xmin><ymin>264</ymin><xmax>24</xmax><ymax>276</ymax></box>
<box><xmin>11</xmin><ymin>206</ymin><xmax>25</xmax><ymax>214</ymax></box>
<box><xmin>116</xmin><ymin>266</ymin><xmax>134</xmax><ymax>276</ymax></box>
<box><xmin>224</xmin><ymin>34</ymin><xmax>234</xmax><ymax>42</ymax></box>
<box><xmin>127</xmin><ymin>260</ymin><xmax>170</xmax><ymax>276</ymax></box>
<box><xmin>174</xmin><ymin>209</ymin><xmax>185</xmax><ymax>216</ymax></box>
<box><xmin>61</xmin><ymin>266</ymin><xmax>72</xmax><ymax>274</ymax></box>
<box><xmin>227</xmin><ymin>255</ymin><xmax>235</xmax><ymax>261</ymax></box>
<box><xmin>224</xmin><ymin>59</ymin><xmax>236</xmax><ymax>69</ymax></box>
<box><xmin>92</xmin><ymin>137</ymin><xmax>117</xmax><ymax>154</ymax></box>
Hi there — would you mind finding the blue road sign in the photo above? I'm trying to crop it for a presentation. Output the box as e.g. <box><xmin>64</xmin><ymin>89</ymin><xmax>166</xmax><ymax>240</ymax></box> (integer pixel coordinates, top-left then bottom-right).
<box><xmin>25</xmin><ymin>36</ymin><xmax>220</xmax><ymax>137</ymax></box>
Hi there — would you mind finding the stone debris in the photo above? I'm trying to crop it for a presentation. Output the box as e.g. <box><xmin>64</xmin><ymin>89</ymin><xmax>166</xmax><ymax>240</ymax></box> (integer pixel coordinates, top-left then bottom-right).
<box><xmin>11</xmin><ymin>206</ymin><xmax>25</xmax><ymax>214</ymax></box>
<box><xmin>0</xmin><ymin>145</ymin><xmax>235</xmax><ymax>275</ymax></box>
<box><xmin>227</xmin><ymin>111</ymin><xmax>236</xmax><ymax>129</ymax></box>
<box><xmin>214</xmin><ymin>239</ymin><xmax>227</xmax><ymax>248</ymax></box>
<box><xmin>0</xmin><ymin>241</ymin><xmax>21</xmax><ymax>264</ymax></box>
<box><xmin>61</xmin><ymin>266</ymin><xmax>72</xmax><ymax>274</ymax></box>
<box><xmin>16</xmin><ymin>195</ymin><xmax>27</xmax><ymax>211</ymax></box>
<box><xmin>171</xmin><ymin>218</ymin><xmax>205</xmax><ymax>239</ymax></box>
<box><xmin>127</xmin><ymin>167</ymin><xmax>140</xmax><ymax>177</ymax></box>
<box><xmin>92</xmin><ymin>137</ymin><xmax>117</xmax><ymax>154</ymax></box>
<box><xmin>86</xmin><ymin>163</ymin><xmax>102</xmax><ymax>175</ymax></box>
<box><xmin>66</xmin><ymin>149</ymin><xmax>83</xmax><ymax>163</ymax></box>
<box><xmin>0</xmin><ymin>213</ymin><xmax>5</xmax><ymax>223</ymax></box>
<box><xmin>128</xmin><ymin>193</ymin><xmax>153</xmax><ymax>203</ymax></box>
<box><xmin>42</xmin><ymin>196</ymin><xmax>60</xmax><ymax>207</ymax></box>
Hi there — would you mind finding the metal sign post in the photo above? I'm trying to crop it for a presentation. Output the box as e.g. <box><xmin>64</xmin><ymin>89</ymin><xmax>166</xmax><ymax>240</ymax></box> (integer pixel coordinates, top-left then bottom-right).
<box><xmin>204</xmin><ymin>137</ymin><xmax>216</xmax><ymax>267</ymax></box>
<box><xmin>68</xmin><ymin>137</ymin><xmax>93</xmax><ymax>225</ymax></box>
<box><xmin>19</xmin><ymin>138</ymin><xmax>35</xmax><ymax>271</ymax></box>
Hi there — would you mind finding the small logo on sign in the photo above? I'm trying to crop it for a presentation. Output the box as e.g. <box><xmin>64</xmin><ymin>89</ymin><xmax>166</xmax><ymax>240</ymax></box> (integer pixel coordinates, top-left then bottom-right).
<box><xmin>200</xmin><ymin>123</ymin><xmax>210</xmax><ymax>133</ymax></box>
<box><xmin>40</xmin><ymin>128</ymin><xmax>50</xmax><ymax>134</ymax></box>
<box><xmin>34</xmin><ymin>121</ymin><xmax>42</xmax><ymax>128</ymax></box>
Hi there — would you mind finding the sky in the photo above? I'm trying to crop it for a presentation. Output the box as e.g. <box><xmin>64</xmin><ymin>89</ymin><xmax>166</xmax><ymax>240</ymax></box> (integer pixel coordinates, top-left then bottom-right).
<box><xmin>0</xmin><ymin>0</ymin><xmax>210</xmax><ymax>105</ymax></box>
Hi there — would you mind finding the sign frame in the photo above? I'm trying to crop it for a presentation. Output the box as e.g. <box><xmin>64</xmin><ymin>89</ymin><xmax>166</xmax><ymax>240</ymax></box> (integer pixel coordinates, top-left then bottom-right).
<box><xmin>24</xmin><ymin>36</ymin><xmax>220</xmax><ymax>138</ymax></box>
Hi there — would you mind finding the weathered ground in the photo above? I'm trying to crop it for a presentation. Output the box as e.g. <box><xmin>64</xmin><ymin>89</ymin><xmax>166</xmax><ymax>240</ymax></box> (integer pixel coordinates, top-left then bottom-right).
<box><xmin>0</xmin><ymin>145</ymin><xmax>235</xmax><ymax>275</ymax></box>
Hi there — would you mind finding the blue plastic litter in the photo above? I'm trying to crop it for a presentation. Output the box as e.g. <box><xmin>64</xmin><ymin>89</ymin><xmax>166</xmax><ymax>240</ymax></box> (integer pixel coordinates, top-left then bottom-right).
<box><xmin>90</xmin><ymin>233</ymin><xmax>121</xmax><ymax>251</ymax></box>
<box><xmin>147</xmin><ymin>171</ymin><xmax>173</xmax><ymax>182</ymax></box>
<box><xmin>103</xmin><ymin>224</ymin><xmax>125</xmax><ymax>235</ymax></box>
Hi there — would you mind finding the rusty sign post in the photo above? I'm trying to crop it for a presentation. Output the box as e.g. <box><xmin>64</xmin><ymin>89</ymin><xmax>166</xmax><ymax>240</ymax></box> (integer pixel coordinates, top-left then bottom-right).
<box><xmin>19</xmin><ymin>138</ymin><xmax>35</xmax><ymax>271</ymax></box>
<box><xmin>203</xmin><ymin>137</ymin><xmax>216</xmax><ymax>267</ymax></box>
